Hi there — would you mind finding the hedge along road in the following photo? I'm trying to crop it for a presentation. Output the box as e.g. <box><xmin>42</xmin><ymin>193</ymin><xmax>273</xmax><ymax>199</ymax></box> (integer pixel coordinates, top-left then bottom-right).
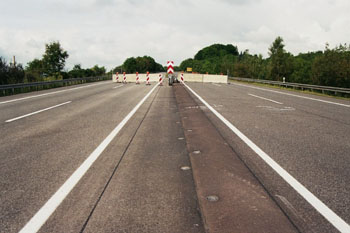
<box><xmin>182</xmin><ymin>81</ymin><xmax>350</xmax><ymax>232</ymax></box>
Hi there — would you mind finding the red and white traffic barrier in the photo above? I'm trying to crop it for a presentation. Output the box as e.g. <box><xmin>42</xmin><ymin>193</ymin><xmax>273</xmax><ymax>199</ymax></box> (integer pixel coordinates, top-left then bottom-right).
<box><xmin>136</xmin><ymin>72</ymin><xmax>140</xmax><ymax>84</ymax></box>
<box><xmin>180</xmin><ymin>73</ymin><xmax>184</xmax><ymax>83</ymax></box>
<box><xmin>146</xmin><ymin>72</ymin><xmax>151</xmax><ymax>85</ymax></box>
<box><xmin>123</xmin><ymin>72</ymin><xmax>127</xmax><ymax>84</ymax></box>
<box><xmin>167</xmin><ymin>61</ymin><xmax>174</xmax><ymax>74</ymax></box>
<box><xmin>116</xmin><ymin>72</ymin><xmax>120</xmax><ymax>83</ymax></box>
<box><xmin>159</xmin><ymin>74</ymin><xmax>163</xmax><ymax>86</ymax></box>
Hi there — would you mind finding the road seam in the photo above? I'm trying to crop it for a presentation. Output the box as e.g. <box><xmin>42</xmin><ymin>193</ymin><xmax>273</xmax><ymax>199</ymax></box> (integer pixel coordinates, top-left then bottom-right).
<box><xmin>79</xmin><ymin>86</ymin><xmax>161</xmax><ymax>233</ymax></box>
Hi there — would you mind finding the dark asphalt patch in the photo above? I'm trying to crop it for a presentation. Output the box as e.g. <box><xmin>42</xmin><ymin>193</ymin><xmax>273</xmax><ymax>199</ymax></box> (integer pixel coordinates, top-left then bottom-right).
<box><xmin>174</xmin><ymin>84</ymin><xmax>298</xmax><ymax>233</ymax></box>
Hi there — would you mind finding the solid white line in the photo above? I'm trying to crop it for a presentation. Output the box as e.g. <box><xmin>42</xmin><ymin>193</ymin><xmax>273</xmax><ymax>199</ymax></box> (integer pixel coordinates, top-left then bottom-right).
<box><xmin>212</xmin><ymin>83</ymin><xmax>221</xmax><ymax>87</ymax></box>
<box><xmin>113</xmin><ymin>85</ymin><xmax>124</xmax><ymax>89</ymax></box>
<box><xmin>0</xmin><ymin>82</ymin><xmax>108</xmax><ymax>105</ymax></box>
<box><xmin>248</xmin><ymin>93</ymin><xmax>283</xmax><ymax>105</ymax></box>
<box><xmin>182</xmin><ymin>82</ymin><xmax>350</xmax><ymax>233</ymax></box>
<box><xmin>232</xmin><ymin>82</ymin><xmax>350</xmax><ymax>108</ymax></box>
<box><xmin>5</xmin><ymin>101</ymin><xmax>72</xmax><ymax>123</ymax></box>
<box><xmin>18</xmin><ymin>83</ymin><xmax>160</xmax><ymax>233</ymax></box>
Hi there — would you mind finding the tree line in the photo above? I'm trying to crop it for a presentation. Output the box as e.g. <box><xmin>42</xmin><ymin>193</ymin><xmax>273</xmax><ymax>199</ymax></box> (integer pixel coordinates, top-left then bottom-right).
<box><xmin>180</xmin><ymin>38</ymin><xmax>350</xmax><ymax>88</ymax></box>
<box><xmin>0</xmin><ymin>41</ymin><xmax>108</xmax><ymax>85</ymax></box>
<box><xmin>0</xmin><ymin>42</ymin><xmax>165</xmax><ymax>85</ymax></box>
<box><xmin>1</xmin><ymin>38</ymin><xmax>349</xmax><ymax>88</ymax></box>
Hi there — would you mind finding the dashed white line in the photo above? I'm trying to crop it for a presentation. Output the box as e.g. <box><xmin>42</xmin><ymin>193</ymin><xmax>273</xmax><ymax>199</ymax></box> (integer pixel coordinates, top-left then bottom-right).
<box><xmin>18</xmin><ymin>83</ymin><xmax>160</xmax><ymax>233</ymax></box>
<box><xmin>5</xmin><ymin>101</ymin><xmax>72</xmax><ymax>123</ymax></box>
<box><xmin>0</xmin><ymin>82</ymin><xmax>108</xmax><ymax>105</ymax></box>
<box><xmin>182</xmin><ymin>82</ymin><xmax>350</xmax><ymax>233</ymax></box>
<box><xmin>248</xmin><ymin>93</ymin><xmax>283</xmax><ymax>105</ymax></box>
<box><xmin>113</xmin><ymin>85</ymin><xmax>124</xmax><ymax>89</ymax></box>
<box><xmin>232</xmin><ymin>82</ymin><xmax>350</xmax><ymax>108</ymax></box>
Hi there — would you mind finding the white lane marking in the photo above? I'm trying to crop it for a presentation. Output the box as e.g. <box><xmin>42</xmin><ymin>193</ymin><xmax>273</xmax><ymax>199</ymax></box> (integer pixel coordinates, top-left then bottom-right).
<box><xmin>0</xmin><ymin>82</ymin><xmax>108</xmax><ymax>105</ymax></box>
<box><xmin>256</xmin><ymin>106</ymin><xmax>295</xmax><ymax>111</ymax></box>
<box><xmin>5</xmin><ymin>101</ymin><xmax>72</xmax><ymax>123</ymax></box>
<box><xmin>18</xmin><ymin>83</ymin><xmax>160</xmax><ymax>233</ymax></box>
<box><xmin>232</xmin><ymin>82</ymin><xmax>350</xmax><ymax>108</ymax></box>
<box><xmin>248</xmin><ymin>93</ymin><xmax>283</xmax><ymax>105</ymax></box>
<box><xmin>113</xmin><ymin>85</ymin><xmax>124</xmax><ymax>89</ymax></box>
<box><xmin>212</xmin><ymin>83</ymin><xmax>221</xmax><ymax>87</ymax></box>
<box><xmin>182</xmin><ymin>82</ymin><xmax>350</xmax><ymax>233</ymax></box>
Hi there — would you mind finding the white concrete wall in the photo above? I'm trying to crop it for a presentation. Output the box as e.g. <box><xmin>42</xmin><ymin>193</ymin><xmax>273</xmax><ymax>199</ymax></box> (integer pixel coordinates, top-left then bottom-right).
<box><xmin>182</xmin><ymin>74</ymin><xmax>203</xmax><ymax>82</ymax></box>
<box><xmin>181</xmin><ymin>73</ymin><xmax>227</xmax><ymax>83</ymax></box>
<box><xmin>203</xmin><ymin>74</ymin><xmax>228</xmax><ymax>83</ymax></box>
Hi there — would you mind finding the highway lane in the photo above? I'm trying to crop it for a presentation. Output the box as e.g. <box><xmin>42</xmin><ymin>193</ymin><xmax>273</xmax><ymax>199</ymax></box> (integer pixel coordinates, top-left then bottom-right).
<box><xmin>0</xmin><ymin>81</ymin><xmax>197</xmax><ymax>232</ymax></box>
<box><xmin>184</xmin><ymin>81</ymin><xmax>350</xmax><ymax>232</ymax></box>
<box><xmin>0</xmin><ymin>81</ymin><xmax>146</xmax><ymax>232</ymax></box>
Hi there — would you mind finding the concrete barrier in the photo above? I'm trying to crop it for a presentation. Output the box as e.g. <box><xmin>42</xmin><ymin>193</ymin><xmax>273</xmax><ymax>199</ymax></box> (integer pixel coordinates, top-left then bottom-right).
<box><xmin>182</xmin><ymin>73</ymin><xmax>227</xmax><ymax>83</ymax></box>
<box><xmin>113</xmin><ymin>72</ymin><xmax>227</xmax><ymax>83</ymax></box>
<box><xmin>182</xmin><ymin>74</ymin><xmax>203</xmax><ymax>82</ymax></box>
<box><xmin>203</xmin><ymin>74</ymin><xmax>227</xmax><ymax>83</ymax></box>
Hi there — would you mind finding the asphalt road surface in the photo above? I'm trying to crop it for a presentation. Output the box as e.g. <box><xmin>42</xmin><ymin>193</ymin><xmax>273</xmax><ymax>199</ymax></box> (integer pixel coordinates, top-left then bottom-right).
<box><xmin>183</xmin><ymin>81</ymin><xmax>350</xmax><ymax>233</ymax></box>
<box><xmin>0</xmin><ymin>79</ymin><xmax>349</xmax><ymax>232</ymax></box>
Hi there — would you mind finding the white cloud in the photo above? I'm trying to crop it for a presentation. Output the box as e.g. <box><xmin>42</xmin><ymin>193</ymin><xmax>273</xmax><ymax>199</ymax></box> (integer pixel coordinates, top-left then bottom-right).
<box><xmin>0</xmin><ymin>0</ymin><xmax>349</xmax><ymax>70</ymax></box>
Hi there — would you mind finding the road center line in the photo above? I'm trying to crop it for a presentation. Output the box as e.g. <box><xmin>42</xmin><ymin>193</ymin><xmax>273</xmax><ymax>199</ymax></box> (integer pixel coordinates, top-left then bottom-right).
<box><xmin>231</xmin><ymin>82</ymin><xmax>350</xmax><ymax>108</ymax></box>
<box><xmin>0</xmin><ymin>82</ymin><xmax>108</xmax><ymax>105</ymax></box>
<box><xmin>183</xmin><ymin>82</ymin><xmax>350</xmax><ymax>233</ymax></box>
<box><xmin>248</xmin><ymin>93</ymin><xmax>283</xmax><ymax>105</ymax></box>
<box><xmin>18</xmin><ymin>83</ymin><xmax>159</xmax><ymax>233</ymax></box>
<box><xmin>5</xmin><ymin>101</ymin><xmax>72</xmax><ymax>123</ymax></box>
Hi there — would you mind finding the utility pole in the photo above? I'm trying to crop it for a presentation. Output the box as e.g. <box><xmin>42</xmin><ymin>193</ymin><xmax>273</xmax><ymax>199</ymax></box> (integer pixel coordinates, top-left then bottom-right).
<box><xmin>11</xmin><ymin>56</ymin><xmax>16</xmax><ymax>67</ymax></box>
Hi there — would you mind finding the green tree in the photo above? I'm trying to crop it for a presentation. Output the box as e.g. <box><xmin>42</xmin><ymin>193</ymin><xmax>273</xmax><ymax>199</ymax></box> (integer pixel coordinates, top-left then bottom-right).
<box><xmin>91</xmin><ymin>65</ymin><xmax>106</xmax><ymax>76</ymax></box>
<box><xmin>25</xmin><ymin>58</ymin><xmax>44</xmax><ymax>82</ymax></box>
<box><xmin>0</xmin><ymin>57</ymin><xmax>8</xmax><ymax>85</ymax></box>
<box><xmin>0</xmin><ymin>57</ymin><xmax>25</xmax><ymax>84</ymax></box>
<box><xmin>121</xmin><ymin>56</ymin><xmax>164</xmax><ymax>73</ymax></box>
<box><xmin>42</xmin><ymin>41</ymin><xmax>69</xmax><ymax>77</ymax></box>
<box><xmin>268</xmin><ymin>36</ymin><xmax>291</xmax><ymax>81</ymax></box>
<box><xmin>68</xmin><ymin>64</ymin><xmax>85</xmax><ymax>78</ymax></box>
<box><xmin>312</xmin><ymin>44</ymin><xmax>350</xmax><ymax>87</ymax></box>
<box><xmin>194</xmin><ymin>44</ymin><xmax>239</xmax><ymax>60</ymax></box>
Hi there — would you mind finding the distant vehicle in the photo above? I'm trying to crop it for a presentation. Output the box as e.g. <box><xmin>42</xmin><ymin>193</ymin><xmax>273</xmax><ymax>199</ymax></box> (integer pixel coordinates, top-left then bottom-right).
<box><xmin>168</xmin><ymin>74</ymin><xmax>179</xmax><ymax>86</ymax></box>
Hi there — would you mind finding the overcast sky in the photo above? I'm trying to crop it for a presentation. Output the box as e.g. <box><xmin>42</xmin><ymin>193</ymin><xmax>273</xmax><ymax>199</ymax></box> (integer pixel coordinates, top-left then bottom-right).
<box><xmin>0</xmin><ymin>0</ymin><xmax>349</xmax><ymax>70</ymax></box>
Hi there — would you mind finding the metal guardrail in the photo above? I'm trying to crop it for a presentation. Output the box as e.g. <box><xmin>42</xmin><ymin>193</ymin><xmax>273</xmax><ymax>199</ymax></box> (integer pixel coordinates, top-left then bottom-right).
<box><xmin>0</xmin><ymin>75</ymin><xmax>111</xmax><ymax>96</ymax></box>
<box><xmin>229</xmin><ymin>77</ymin><xmax>350</xmax><ymax>95</ymax></box>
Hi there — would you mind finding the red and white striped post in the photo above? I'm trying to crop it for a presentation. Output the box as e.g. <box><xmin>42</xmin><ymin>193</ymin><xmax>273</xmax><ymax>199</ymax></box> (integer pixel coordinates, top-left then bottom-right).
<box><xmin>136</xmin><ymin>72</ymin><xmax>140</xmax><ymax>84</ymax></box>
<box><xmin>159</xmin><ymin>73</ymin><xmax>163</xmax><ymax>86</ymax></box>
<box><xmin>116</xmin><ymin>72</ymin><xmax>120</xmax><ymax>83</ymax></box>
<box><xmin>146</xmin><ymin>71</ymin><xmax>151</xmax><ymax>85</ymax></box>
<box><xmin>123</xmin><ymin>72</ymin><xmax>127</xmax><ymax>84</ymax></box>
<box><xmin>180</xmin><ymin>72</ymin><xmax>184</xmax><ymax>83</ymax></box>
